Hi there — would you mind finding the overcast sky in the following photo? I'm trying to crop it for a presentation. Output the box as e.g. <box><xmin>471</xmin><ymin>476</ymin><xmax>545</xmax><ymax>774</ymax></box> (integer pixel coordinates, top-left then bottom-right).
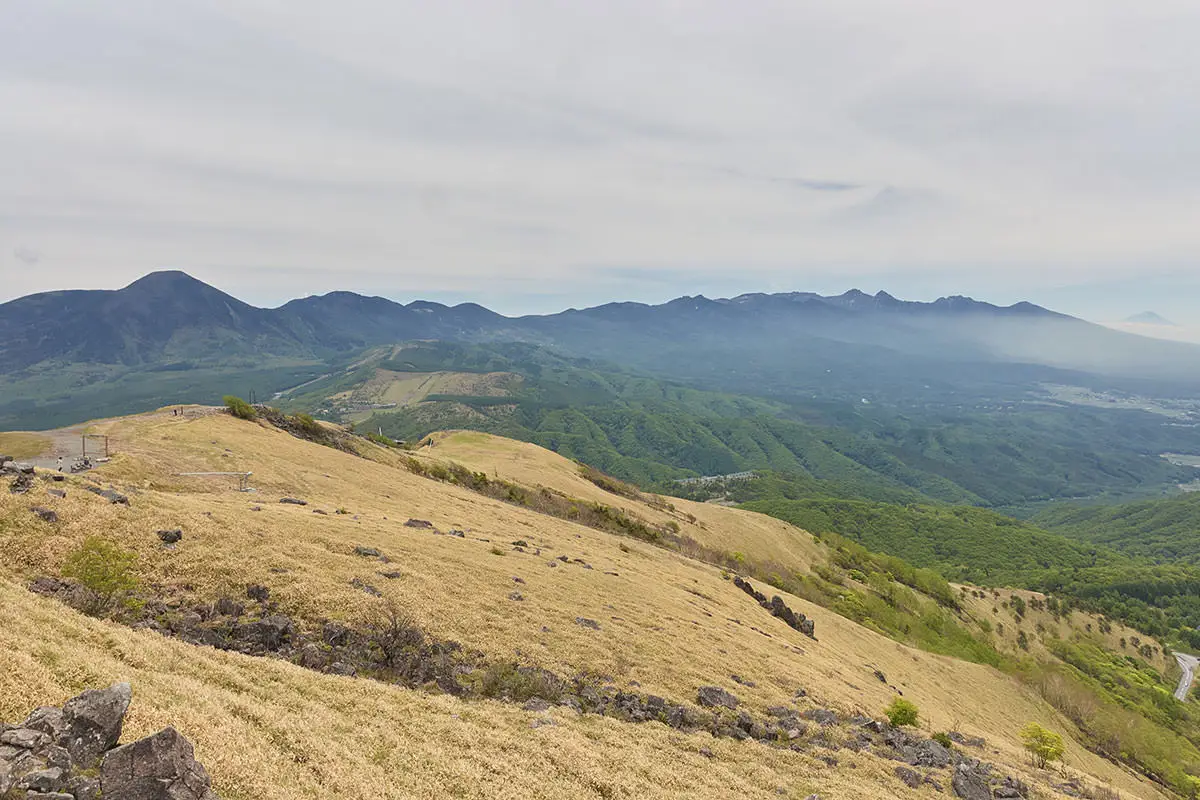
<box><xmin>3</xmin><ymin>0</ymin><xmax>1199</xmax><ymax>324</ymax></box>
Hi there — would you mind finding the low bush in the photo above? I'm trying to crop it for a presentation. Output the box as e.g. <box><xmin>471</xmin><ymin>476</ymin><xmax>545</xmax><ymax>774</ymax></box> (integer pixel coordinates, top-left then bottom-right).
<box><xmin>61</xmin><ymin>536</ymin><xmax>141</xmax><ymax>616</ymax></box>
<box><xmin>885</xmin><ymin>697</ymin><xmax>919</xmax><ymax>727</ymax></box>
<box><xmin>223</xmin><ymin>395</ymin><xmax>256</xmax><ymax>420</ymax></box>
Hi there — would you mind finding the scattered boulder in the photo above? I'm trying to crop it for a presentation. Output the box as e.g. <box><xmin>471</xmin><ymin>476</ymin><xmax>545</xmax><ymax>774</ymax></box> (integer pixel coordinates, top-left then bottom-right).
<box><xmin>895</xmin><ymin>766</ymin><xmax>923</xmax><ymax>789</ymax></box>
<box><xmin>85</xmin><ymin>486</ymin><xmax>129</xmax><ymax>505</ymax></box>
<box><xmin>213</xmin><ymin>597</ymin><xmax>244</xmax><ymax>617</ymax></box>
<box><xmin>238</xmin><ymin>615</ymin><xmax>293</xmax><ymax>651</ymax></box>
<box><xmin>696</xmin><ymin>686</ymin><xmax>739</xmax><ymax>709</ymax></box>
<box><xmin>30</xmin><ymin>506</ymin><xmax>58</xmax><ymax>523</ymax></box>
<box><xmin>404</xmin><ymin>518</ymin><xmax>433</xmax><ymax>529</ymax></box>
<box><xmin>9</xmin><ymin>472</ymin><xmax>34</xmax><ymax>494</ymax></box>
<box><xmin>951</xmin><ymin>761</ymin><xmax>992</xmax><ymax>800</ymax></box>
<box><xmin>575</xmin><ymin>617</ymin><xmax>601</xmax><ymax>630</ymax></box>
<box><xmin>59</xmin><ymin>682</ymin><xmax>132</xmax><ymax>766</ymax></box>
<box><xmin>801</xmin><ymin>708</ymin><xmax>839</xmax><ymax>726</ymax></box>
<box><xmin>157</xmin><ymin>529</ymin><xmax>183</xmax><ymax>544</ymax></box>
<box><xmin>48</xmin><ymin>488</ymin><xmax>67</xmax><ymax>498</ymax></box>
<box><xmin>322</xmin><ymin>622</ymin><xmax>350</xmax><ymax>647</ymax></box>
<box><xmin>246</xmin><ymin>584</ymin><xmax>270</xmax><ymax>603</ymax></box>
<box><xmin>379</xmin><ymin>570</ymin><xmax>402</xmax><ymax>579</ymax></box>
<box><xmin>351</xmin><ymin>578</ymin><xmax>382</xmax><ymax>597</ymax></box>
<box><xmin>353</xmin><ymin>545</ymin><xmax>381</xmax><ymax>558</ymax></box>
<box><xmin>101</xmin><ymin>726</ymin><xmax>219</xmax><ymax>800</ymax></box>
<box><xmin>279</xmin><ymin>497</ymin><xmax>307</xmax><ymax>506</ymax></box>
<box><xmin>508</xmin><ymin>591</ymin><xmax>524</xmax><ymax>601</ymax></box>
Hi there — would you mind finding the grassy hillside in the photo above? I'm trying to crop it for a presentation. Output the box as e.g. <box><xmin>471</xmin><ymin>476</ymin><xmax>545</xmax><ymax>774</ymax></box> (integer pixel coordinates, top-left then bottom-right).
<box><xmin>0</xmin><ymin>410</ymin><xmax>1183</xmax><ymax>798</ymax></box>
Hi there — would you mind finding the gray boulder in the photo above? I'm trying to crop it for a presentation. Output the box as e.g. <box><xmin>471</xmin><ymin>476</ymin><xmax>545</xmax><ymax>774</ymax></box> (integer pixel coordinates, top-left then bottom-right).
<box><xmin>100</xmin><ymin>726</ymin><xmax>218</xmax><ymax>800</ymax></box>
<box><xmin>951</xmin><ymin>762</ymin><xmax>992</xmax><ymax>800</ymax></box>
<box><xmin>60</xmin><ymin>682</ymin><xmax>132</xmax><ymax>767</ymax></box>
<box><xmin>696</xmin><ymin>686</ymin><xmax>740</xmax><ymax>709</ymax></box>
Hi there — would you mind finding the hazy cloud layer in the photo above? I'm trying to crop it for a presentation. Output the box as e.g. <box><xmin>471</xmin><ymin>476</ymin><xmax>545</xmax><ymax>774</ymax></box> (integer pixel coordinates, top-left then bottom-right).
<box><xmin>2</xmin><ymin>0</ymin><xmax>1199</xmax><ymax>317</ymax></box>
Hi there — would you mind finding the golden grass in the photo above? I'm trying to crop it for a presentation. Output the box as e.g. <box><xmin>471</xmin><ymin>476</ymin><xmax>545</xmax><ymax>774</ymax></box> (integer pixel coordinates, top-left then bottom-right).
<box><xmin>0</xmin><ymin>431</ymin><xmax>53</xmax><ymax>459</ymax></box>
<box><xmin>0</xmin><ymin>413</ymin><xmax>1167</xmax><ymax>799</ymax></box>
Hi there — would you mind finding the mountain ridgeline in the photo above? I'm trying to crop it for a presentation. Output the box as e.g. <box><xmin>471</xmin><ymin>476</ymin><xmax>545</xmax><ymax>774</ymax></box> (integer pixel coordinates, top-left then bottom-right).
<box><xmin>5</xmin><ymin>270</ymin><xmax>1200</xmax><ymax>386</ymax></box>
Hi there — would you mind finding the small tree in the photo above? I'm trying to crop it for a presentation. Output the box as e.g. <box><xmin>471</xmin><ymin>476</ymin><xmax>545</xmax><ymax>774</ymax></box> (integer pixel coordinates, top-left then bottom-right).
<box><xmin>61</xmin><ymin>536</ymin><xmax>140</xmax><ymax>616</ymax></box>
<box><xmin>885</xmin><ymin>697</ymin><xmax>920</xmax><ymax>727</ymax></box>
<box><xmin>223</xmin><ymin>395</ymin><xmax>256</xmax><ymax>420</ymax></box>
<box><xmin>1020</xmin><ymin>722</ymin><xmax>1065</xmax><ymax>768</ymax></box>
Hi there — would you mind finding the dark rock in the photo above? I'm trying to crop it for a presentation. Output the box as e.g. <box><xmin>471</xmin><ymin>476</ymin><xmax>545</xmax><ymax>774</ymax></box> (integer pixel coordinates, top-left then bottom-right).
<box><xmin>522</xmin><ymin>698</ymin><xmax>551</xmax><ymax>712</ymax></box>
<box><xmin>379</xmin><ymin>570</ymin><xmax>402</xmax><ymax>579</ymax></box>
<box><xmin>157</xmin><ymin>529</ymin><xmax>183</xmax><ymax>544</ymax></box>
<box><xmin>404</xmin><ymin>518</ymin><xmax>433</xmax><ymax>529</ymax></box>
<box><xmin>508</xmin><ymin>591</ymin><xmax>524</xmax><ymax>601</ymax></box>
<box><xmin>951</xmin><ymin>762</ymin><xmax>992</xmax><ymax>800</ymax></box>
<box><xmin>18</xmin><ymin>766</ymin><xmax>66</xmax><ymax>793</ymax></box>
<box><xmin>312</xmin><ymin>509</ymin><xmax>328</xmax><ymax>515</ymax></box>
<box><xmin>873</xmin><ymin>668</ymin><xmax>888</xmax><ymax>684</ymax></box>
<box><xmin>279</xmin><ymin>497</ymin><xmax>307</xmax><ymax>505</ymax></box>
<box><xmin>994</xmin><ymin>776</ymin><xmax>1028</xmax><ymax>799</ymax></box>
<box><xmin>47</xmin><ymin>488</ymin><xmax>67</xmax><ymax>498</ymax></box>
<box><xmin>575</xmin><ymin>617</ymin><xmax>600</xmax><ymax>630</ymax></box>
<box><xmin>85</xmin><ymin>486</ymin><xmax>129</xmax><ymax>505</ymax></box>
<box><xmin>68</xmin><ymin>775</ymin><xmax>102</xmax><ymax>800</ymax></box>
<box><xmin>295</xmin><ymin>643</ymin><xmax>326</xmax><ymax>670</ymax></box>
<box><xmin>895</xmin><ymin>766</ymin><xmax>922</xmax><ymax>789</ymax></box>
<box><xmin>801</xmin><ymin>708</ymin><xmax>838</xmax><ymax>726</ymax></box>
<box><xmin>238</xmin><ymin>616</ymin><xmax>293</xmax><ymax>650</ymax></box>
<box><xmin>696</xmin><ymin>686</ymin><xmax>739</xmax><ymax>709</ymax></box>
<box><xmin>10</xmin><ymin>473</ymin><xmax>35</xmax><ymax>494</ymax></box>
<box><xmin>59</xmin><ymin>682</ymin><xmax>132</xmax><ymax>767</ymax></box>
<box><xmin>30</xmin><ymin>506</ymin><xmax>58</xmax><ymax>523</ymax></box>
<box><xmin>351</xmin><ymin>578</ymin><xmax>381</xmax><ymax>597</ymax></box>
<box><xmin>353</xmin><ymin>545</ymin><xmax>381</xmax><ymax>557</ymax></box>
<box><xmin>100</xmin><ymin>726</ymin><xmax>218</xmax><ymax>800</ymax></box>
<box><xmin>730</xmin><ymin>674</ymin><xmax>756</xmax><ymax>687</ymax></box>
<box><xmin>246</xmin><ymin>584</ymin><xmax>270</xmax><ymax>603</ymax></box>
<box><xmin>1</xmin><ymin>727</ymin><xmax>51</xmax><ymax>749</ymax></box>
<box><xmin>512</xmin><ymin>576</ymin><xmax>525</xmax><ymax>584</ymax></box>
<box><xmin>213</xmin><ymin>597</ymin><xmax>244</xmax><ymax>617</ymax></box>
<box><xmin>322</xmin><ymin>622</ymin><xmax>350</xmax><ymax>647</ymax></box>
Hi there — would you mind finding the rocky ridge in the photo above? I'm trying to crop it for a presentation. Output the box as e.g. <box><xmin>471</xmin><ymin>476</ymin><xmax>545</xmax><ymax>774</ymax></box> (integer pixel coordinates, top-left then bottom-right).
<box><xmin>0</xmin><ymin>682</ymin><xmax>219</xmax><ymax>799</ymax></box>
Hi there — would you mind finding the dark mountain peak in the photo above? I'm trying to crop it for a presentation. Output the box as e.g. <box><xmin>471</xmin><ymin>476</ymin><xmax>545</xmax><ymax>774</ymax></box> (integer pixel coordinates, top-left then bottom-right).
<box><xmin>1125</xmin><ymin>311</ymin><xmax>1176</xmax><ymax>326</ymax></box>
<box><xmin>121</xmin><ymin>270</ymin><xmax>225</xmax><ymax>299</ymax></box>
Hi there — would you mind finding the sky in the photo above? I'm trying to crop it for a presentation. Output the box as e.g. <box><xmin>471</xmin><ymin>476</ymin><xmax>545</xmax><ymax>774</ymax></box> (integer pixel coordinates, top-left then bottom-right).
<box><xmin>3</xmin><ymin>0</ymin><xmax>1199</xmax><ymax>326</ymax></box>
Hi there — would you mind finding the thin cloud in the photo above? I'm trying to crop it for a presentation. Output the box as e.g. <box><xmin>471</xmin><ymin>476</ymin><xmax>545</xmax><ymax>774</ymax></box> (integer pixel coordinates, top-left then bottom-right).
<box><xmin>1</xmin><ymin>0</ymin><xmax>1198</xmax><ymax>317</ymax></box>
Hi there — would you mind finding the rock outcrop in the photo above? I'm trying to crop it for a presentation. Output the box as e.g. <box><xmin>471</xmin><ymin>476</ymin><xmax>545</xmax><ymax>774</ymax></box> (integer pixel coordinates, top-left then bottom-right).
<box><xmin>733</xmin><ymin>576</ymin><xmax>816</xmax><ymax>638</ymax></box>
<box><xmin>0</xmin><ymin>683</ymin><xmax>220</xmax><ymax>799</ymax></box>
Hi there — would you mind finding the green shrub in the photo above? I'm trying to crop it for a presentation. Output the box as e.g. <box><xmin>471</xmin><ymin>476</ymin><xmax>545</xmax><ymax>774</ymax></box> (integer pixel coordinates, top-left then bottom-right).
<box><xmin>293</xmin><ymin>413</ymin><xmax>322</xmax><ymax>436</ymax></box>
<box><xmin>1019</xmin><ymin>722</ymin><xmax>1064</xmax><ymax>768</ymax></box>
<box><xmin>61</xmin><ymin>536</ymin><xmax>140</xmax><ymax>616</ymax></box>
<box><xmin>885</xmin><ymin>697</ymin><xmax>919</xmax><ymax>727</ymax></box>
<box><xmin>932</xmin><ymin>731</ymin><xmax>953</xmax><ymax>748</ymax></box>
<box><xmin>223</xmin><ymin>395</ymin><xmax>256</xmax><ymax>420</ymax></box>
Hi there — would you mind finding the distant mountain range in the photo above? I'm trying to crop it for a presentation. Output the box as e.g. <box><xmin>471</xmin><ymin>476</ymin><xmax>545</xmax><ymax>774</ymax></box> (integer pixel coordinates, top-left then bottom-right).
<box><xmin>4</xmin><ymin>270</ymin><xmax>1200</xmax><ymax>389</ymax></box>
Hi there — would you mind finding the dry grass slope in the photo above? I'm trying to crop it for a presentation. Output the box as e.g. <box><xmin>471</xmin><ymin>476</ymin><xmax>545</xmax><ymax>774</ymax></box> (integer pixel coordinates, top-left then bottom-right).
<box><xmin>0</xmin><ymin>412</ymin><xmax>1167</xmax><ymax>799</ymax></box>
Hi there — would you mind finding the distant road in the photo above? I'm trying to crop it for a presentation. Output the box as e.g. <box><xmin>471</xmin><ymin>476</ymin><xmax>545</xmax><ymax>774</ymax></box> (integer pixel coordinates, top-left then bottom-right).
<box><xmin>1175</xmin><ymin>652</ymin><xmax>1200</xmax><ymax>701</ymax></box>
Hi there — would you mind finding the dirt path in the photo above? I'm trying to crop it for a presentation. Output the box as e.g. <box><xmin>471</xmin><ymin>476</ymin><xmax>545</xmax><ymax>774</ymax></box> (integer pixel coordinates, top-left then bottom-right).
<box><xmin>1175</xmin><ymin>652</ymin><xmax>1199</xmax><ymax>701</ymax></box>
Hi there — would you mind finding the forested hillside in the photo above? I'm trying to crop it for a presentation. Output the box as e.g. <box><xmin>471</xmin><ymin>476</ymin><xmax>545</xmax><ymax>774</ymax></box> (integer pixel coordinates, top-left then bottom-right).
<box><xmin>1035</xmin><ymin>493</ymin><xmax>1200</xmax><ymax>565</ymax></box>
